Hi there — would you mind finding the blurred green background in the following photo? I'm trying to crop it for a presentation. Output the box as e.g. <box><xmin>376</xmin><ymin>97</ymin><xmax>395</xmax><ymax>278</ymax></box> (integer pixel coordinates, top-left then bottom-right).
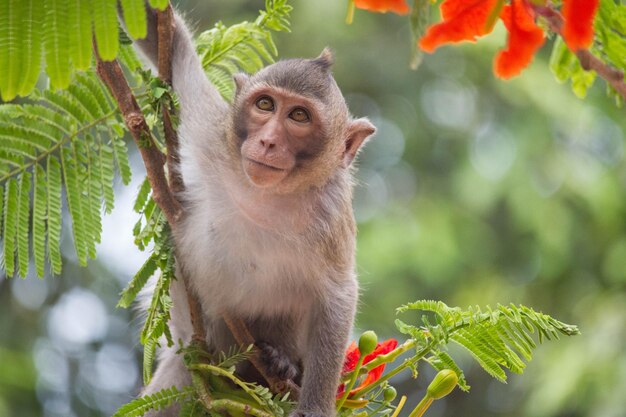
<box><xmin>1</xmin><ymin>0</ymin><xmax>625</xmax><ymax>416</ymax></box>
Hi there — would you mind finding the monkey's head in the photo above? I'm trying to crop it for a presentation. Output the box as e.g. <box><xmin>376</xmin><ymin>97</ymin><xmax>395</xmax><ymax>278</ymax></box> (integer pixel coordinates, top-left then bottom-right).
<box><xmin>229</xmin><ymin>48</ymin><xmax>376</xmax><ymax>193</ymax></box>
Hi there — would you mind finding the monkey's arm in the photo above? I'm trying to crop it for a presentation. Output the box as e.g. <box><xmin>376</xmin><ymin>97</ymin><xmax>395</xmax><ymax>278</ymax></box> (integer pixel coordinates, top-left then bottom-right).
<box><xmin>296</xmin><ymin>281</ymin><xmax>357</xmax><ymax>417</ymax></box>
<box><xmin>133</xmin><ymin>7</ymin><xmax>228</xmax><ymax>134</ymax></box>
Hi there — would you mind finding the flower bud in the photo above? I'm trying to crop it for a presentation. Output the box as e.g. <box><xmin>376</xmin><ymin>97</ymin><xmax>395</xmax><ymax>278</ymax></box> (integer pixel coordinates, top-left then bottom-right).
<box><xmin>358</xmin><ymin>331</ymin><xmax>378</xmax><ymax>356</ymax></box>
<box><xmin>426</xmin><ymin>370</ymin><xmax>458</xmax><ymax>400</ymax></box>
<box><xmin>383</xmin><ymin>386</ymin><xmax>397</xmax><ymax>402</ymax></box>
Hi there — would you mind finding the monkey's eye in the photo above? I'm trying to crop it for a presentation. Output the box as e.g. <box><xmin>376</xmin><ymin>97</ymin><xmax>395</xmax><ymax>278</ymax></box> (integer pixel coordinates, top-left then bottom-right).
<box><xmin>255</xmin><ymin>96</ymin><xmax>274</xmax><ymax>111</ymax></box>
<box><xmin>289</xmin><ymin>108</ymin><xmax>310</xmax><ymax>123</ymax></box>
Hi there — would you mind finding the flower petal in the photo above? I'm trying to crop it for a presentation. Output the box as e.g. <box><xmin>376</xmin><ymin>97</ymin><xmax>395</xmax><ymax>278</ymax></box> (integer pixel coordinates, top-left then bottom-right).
<box><xmin>493</xmin><ymin>0</ymin><xmax>545</xmax><ymax>79</ymax></box>
<box><xmin>354</xmin><ymin>0</ymin><xmax>410</xmax><ymax>15</ymax></box>
<box><xmin>343</xmin><ymin>341</ymin><xmax>360</xmax><ymax>373</ymax></box>
<box><xmin>419</xmin><ymin>0</ymin><xmax>499</xmax><ymax>52</ymax></box>
<box><xmin>562</xmin><ymin>0</ymin><xmax>599</xmax><ymax>50</ymax></box>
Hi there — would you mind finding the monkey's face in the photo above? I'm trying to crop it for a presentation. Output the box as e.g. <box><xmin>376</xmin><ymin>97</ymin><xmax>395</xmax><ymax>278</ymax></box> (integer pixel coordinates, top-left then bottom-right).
<box><xmin>237</xmin><ymin>87</ymin><xmax>327</xmax><ymax>189</ymax></box>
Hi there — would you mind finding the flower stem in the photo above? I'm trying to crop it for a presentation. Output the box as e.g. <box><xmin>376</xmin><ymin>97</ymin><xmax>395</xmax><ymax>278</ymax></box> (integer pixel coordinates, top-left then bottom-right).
<box><xmin>346</xmin><ymin>0</ymin><xmax>355</xmax><ymax>24</ymax></box>
<box><xmin>408</xmin><ymin>395</ymin><xmax>433</xmax><ymax>417</ymax></box>
<box><xmin>337</xmin><ymin>355</ymin><xmax>365</xmax><ymax>410</ymax></box>
<box><xmin>389</xmin><ymin>396</ymin><xmax>407</xmax><ymax>417</ymax></box>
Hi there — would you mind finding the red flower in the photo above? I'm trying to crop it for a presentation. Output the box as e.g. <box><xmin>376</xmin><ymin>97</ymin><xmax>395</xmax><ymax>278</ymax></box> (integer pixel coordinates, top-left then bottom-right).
<box><xmin>561</xmin><ymin>0</ymin><xmax>599</xmax><ymax>50</ymax></box>
<box><xmin>418</xmin><ymin>0</ymin><xmax>598</xmax><ymax>79</ymax></box>
<box><xmin>337</xmin><ymin>338</ymin><xmax>398</xmax><ymax>398</ymax></box>
<box><xmin>419</xmin><ymin>0</ymin><xmax>500</xmax><ymax>52</ymax></box>
<box><xmin>354</xmin><ymin>0</ymin><xmax>410</xmax><ymax>15</ymax></box>
<box><xmin>493</xmin><ymin>0</ymin><xmax>545</xmax><ymax>79</ymax></box>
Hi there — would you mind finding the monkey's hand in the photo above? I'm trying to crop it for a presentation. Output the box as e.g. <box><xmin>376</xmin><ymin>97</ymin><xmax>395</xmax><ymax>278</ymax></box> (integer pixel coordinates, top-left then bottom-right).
<box><xmin>256</xmin><ymin>341</ymin><xmax>300</xmax><ymax>381</ymax></box>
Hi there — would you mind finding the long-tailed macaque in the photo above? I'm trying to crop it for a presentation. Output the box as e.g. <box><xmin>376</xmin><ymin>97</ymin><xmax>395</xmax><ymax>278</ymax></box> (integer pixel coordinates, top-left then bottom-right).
<box><xmin>134</xmin><ymin>6</ymin><xmax>376</xmax><ymax>417</ymax></box>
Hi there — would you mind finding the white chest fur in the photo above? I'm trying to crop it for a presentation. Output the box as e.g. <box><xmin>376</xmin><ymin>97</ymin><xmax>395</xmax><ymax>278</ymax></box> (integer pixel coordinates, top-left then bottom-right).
<box><xmin>176</xmin><ymin>174</ymin><xmax>325</xmax><ymax>319</ymax></box>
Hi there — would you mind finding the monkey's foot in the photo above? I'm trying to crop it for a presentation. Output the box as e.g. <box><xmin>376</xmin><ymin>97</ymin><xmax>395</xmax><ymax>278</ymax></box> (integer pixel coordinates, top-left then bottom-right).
<box><xmin>256</xmin><ymin>341</ymin><xmax>299</xmax><ymax>381</ymax></box>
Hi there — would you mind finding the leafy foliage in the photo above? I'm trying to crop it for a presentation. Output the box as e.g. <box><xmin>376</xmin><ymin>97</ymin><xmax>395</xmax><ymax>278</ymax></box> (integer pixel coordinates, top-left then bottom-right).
<box><xmin>0</xmin><ymin>0</ymin><xmax>153</xmax><ymax>100</ymax></box>
<box><xmin>395</xmin><ymin>301</ymin><xmax>580</xmax><ymax>384</ymax></box>
<box><xmin>112</xmin><ymin>385</ymin><xmax>195</xmax><ymax>417</ymax></box>
<box><xmin>196</xmin><ymin>0</ymin><xmax>293</xmax><ymax>100</ymax></box>
<box><xmin>0</xmin><ymin>70</ymin><xmax>129</xmax><ymax>277</ymax></box>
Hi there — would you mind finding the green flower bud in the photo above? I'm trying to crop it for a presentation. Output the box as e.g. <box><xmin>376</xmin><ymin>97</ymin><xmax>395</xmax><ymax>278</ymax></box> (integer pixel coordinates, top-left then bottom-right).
<box><xmin>358</xmin><ymin>331</ymin><xmax>378</xmax><ymax>355</ymax></box>
<box><xmin>426</xmin><ymin>370</ymin><xmax>458</xmax><ymax>400</ymax></box>
<box><xmin>383</xmin><ymin>386</ymin><xmax>397</xmax><ymax>402</ymax></box>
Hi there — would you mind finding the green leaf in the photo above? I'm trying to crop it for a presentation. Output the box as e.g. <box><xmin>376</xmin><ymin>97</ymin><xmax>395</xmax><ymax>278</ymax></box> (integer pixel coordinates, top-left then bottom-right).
<box><xmin>3</xmin><ymin>178</ymin><xmax>19</xmax><ymax>277</ymax></box>
<box><xmin>47</xmin><ymin>156</ymin><xmax>63</xmax><ymax>274</ymax></box>
<box><xmin>33</xmin><ymin>164</ymin><xmax>48</xmax><ymax>277</ymax></box>
<box><xmin>68</xmin><ymin>0</ymin><xmax>93</xmax><ymax>70</ymax></box>
<box><xmin>148</xmin><ymin>0</ymin><xmax>169</xmax><ymax>11</ymax></box>
<box><xmin>121</xmin><ymin>0</ymin><xmax>148</xmax><ymax>39</ymax></box>
<box><xmin>409</xmin><ymin>0</ymin><xmax>431</xmax><ymax>70</ymax></box>
<box><xmin>99</xmin><ymin>141</ymin><xmax>117</xmax><ymax>213</ymax></box>
<box><xmin>18</xmin><ymin>0</ymin><xmax>44</xmax><ymax>97</ymax></box>
<box><xmin>113</xmin><ymin>138</ymin><xmax>132</xmax><ymax>185</ymax></box>
<box><xmin>17</xmin><ymin>172</ymin><xmax>32</xmax><ymax>277</ymax></box>
<box><xmin>90</xmin><ymin>0</ymin><xmax>119</xmax><ymax>61</ymax></box>
<box><xmin>0</xmin><ymin>0</ymin><xmax>23</xmax><ymax>101</ymax></box>
<box><xmin>134</xmin><ymin>177</ymin><xmax>153</xmax><ymax>214</ymax></box>
<box><xmin>112</xmin><ymin>386</ymin><xmax>195</xmax><ymax>417</ymax></box>
<box><xmin>396</xmin><ymin>301</ymin><xmax>580</xmax><ymax>384</ymax></box>
<box><xmin>44</xmin><ymin>0</ymin><xmax>71</xmax><ymax>90</ymax></box>
<box><xmin>118</xmin><ymin>253</ymin><xmax>158</xmax><ymax>308</ymax></box>
<box><xmin>61</xmin><ymin>145</ymin><xmax>88</xmax><ymax>266</ymax></box>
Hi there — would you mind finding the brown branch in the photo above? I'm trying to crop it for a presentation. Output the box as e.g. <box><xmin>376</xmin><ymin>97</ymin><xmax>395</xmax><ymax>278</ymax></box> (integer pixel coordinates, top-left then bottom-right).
<box><xmin>533</xmin><ymin>4</ymin><xmax>626</xmax><ymax>102</ymax></box>
<box><xmin>156</xmin><ymin>5</ymin><xmax>185</xmax><ymax>195</ymax></box>
<box><xmin>94</xmin><ymin>53</ymin><xmax>182</xmax><ymax>228</ymax></box>
<box><xmin>154</xmin><ymin>6</ymin><xmax>206</xmax><ymax>345</ymax></box>
<box><xmin>223</xmin><ymin>313</ymin><xmax>301</xmax><ymax>399</ymax></box>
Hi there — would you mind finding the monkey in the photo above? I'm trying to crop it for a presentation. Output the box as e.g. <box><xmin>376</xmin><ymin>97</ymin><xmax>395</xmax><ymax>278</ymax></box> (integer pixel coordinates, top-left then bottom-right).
<box><xmin>132</xmin><ymin>6</ymin><xmax>376</xmax><ymax>417</ymax></box>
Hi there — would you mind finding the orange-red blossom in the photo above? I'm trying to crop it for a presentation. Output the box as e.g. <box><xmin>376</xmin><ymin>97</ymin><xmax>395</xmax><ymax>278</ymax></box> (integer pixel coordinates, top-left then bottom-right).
<box><xmin>337</xmin><ymin>338</ymin><xmax>398</xmax><ymax>398</ymax></box>
<box><xmin>419</xmin><ymin>0</ymin><xmax>600</xmax><ymax>79</ymax></box>
<box><xmin>354</xmin><ymin>0</ymin><xmax>410</xmax><ymax>15</ymax></box>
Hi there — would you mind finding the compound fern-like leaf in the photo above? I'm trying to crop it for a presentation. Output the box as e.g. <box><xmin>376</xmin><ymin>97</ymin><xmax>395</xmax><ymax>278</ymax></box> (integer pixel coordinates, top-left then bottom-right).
<box><xmin>33</xmin><ymin>164</ymin><xmax>48</xmax><ymax>277</ymax></box>
<box><xmin>47</xmin><ymin>156</ymin><xmax>63</xmax><ymax>275</ymax></box>
<box><xmin>17</xmin><ymin>172</ymin><xmax>32</xmax><ymax>277</ymax></box>
<box><xmin>2</xmin><ymin>178</ymin><xmax>19</xmax><ymax>276</ymax></box>
<box><xmin>112</xmin><ymin>386</ymin><xmax>195</xmax><ymax>417</ymax></box>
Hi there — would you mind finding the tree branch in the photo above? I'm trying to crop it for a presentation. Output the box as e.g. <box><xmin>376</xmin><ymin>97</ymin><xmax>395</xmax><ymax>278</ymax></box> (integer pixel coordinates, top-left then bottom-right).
<box><xmin>153</xmin><ymin>6</ymin><xmax>207</xmax><ymax>345</ymax></box>
<box><xmin>94</xmin><ymin>53</ymin><xmax>182</xmax><ymax>227</ymax></box>
<box><xmin>156</xmin><ymin>5</ymin><xmax>185</xmax><ymax>195</ymax></box>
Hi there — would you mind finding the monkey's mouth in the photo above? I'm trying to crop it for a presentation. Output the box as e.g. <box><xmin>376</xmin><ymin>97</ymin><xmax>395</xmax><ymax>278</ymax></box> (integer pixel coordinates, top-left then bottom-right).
<box><xmin>246</xmin><ymin>158</ymin><xmax>285</xmax><ymax>172</ymax></box>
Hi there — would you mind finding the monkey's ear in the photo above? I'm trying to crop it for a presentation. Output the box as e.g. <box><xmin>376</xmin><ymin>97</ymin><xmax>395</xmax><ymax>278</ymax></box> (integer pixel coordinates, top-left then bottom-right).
<box><xmin>313</xmin><ymin>47</ymin><xmax>334</xmax><ymax>71</ymax></box>
<box><xmin>342</xmin><ymin>118</ymin><xmax>376</xmax><ymax>167</ymax></box>
<box><xmin>233</xmin><ymin>73</ymin><xmax>249</xmax><ymax>96</ymax></box>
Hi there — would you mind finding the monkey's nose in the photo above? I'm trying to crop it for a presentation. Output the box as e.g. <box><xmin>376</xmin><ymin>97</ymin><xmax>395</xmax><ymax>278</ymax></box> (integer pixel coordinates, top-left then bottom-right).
<box><xmin>260</xmin><ymin>138</ymin><xmax>276</xmax><ymax>150</ymax></box>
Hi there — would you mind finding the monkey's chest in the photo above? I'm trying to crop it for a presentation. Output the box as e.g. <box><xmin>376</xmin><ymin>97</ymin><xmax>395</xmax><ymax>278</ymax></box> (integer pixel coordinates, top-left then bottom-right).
<box><xmin>195</xmin><ymin>223</ymin><xmax>321</xmax><ymax>317</ymax></box>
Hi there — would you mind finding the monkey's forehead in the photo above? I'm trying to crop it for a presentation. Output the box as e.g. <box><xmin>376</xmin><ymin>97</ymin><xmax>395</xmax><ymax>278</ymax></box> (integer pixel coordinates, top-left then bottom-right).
<box><xmin>252</xmin><ymin>59</ymin><xmax>341</xmax><ymax>103</ymax></box>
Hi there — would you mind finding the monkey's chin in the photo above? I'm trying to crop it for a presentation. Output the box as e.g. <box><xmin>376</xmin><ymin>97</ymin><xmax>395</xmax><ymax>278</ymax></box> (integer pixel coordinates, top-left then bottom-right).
<box><xmin>243</xmin><ymin>159</ymin><xmax>289</xmax><ymax>188</ymax></box>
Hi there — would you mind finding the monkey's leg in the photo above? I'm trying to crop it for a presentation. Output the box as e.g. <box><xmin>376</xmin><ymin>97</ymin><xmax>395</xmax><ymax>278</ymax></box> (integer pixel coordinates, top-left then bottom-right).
<box><xmin>294</xmin><ymin>283</ymin><xmax>357</xmax><ymax>417</ymax></box>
